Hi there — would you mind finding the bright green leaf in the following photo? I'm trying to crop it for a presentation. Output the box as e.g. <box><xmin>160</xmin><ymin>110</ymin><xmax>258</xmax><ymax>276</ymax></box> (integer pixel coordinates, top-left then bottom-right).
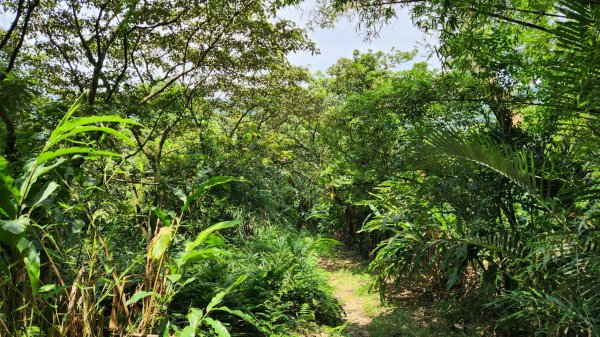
<box><xmin>0</xmin><ymin>157</ymin><xmax>18</xmax><ymax>218</ymax></box>
<box><xmin>185</xmin><ymin>220</ymin><xmax>240</xmax><ymax>252</ymax></box>
<box><xmin>126</xmin><ymin>291</ymin><xmax>159</xmax><ymax>306</ymax></box>
<box><xmin>47</xmin><ymin>126</ymin><xmax>137</xmax><ymax>149</ymax></box>
<box><xmin>51</xmin><ymin>92</ymin><xmax>86</xmax><ymax>140</ymax></box>
<box><xmin>182</xmin><ymin>176</ymin><xmax>248</xmax><ymax>213</ymax></box>
<box><xmin>28</xmin><ymin>181</ymin><xmax>59</xmax><ymax>212</ymax></box>
<box><xmin>37</xmin><ymin>147</ymin><xmax>121</xmax><ymax>165</ymax></box>
<box><xmin>214</xmin><ymin>306</ymin><xmax>258</xmax><ymax>327</ymax></box>
<box><xmin>17</xmin><ymin>238</ymin><xmax>40</xmax><ymax>292</ymax></box>
<box><xmin>153</xmin><ymin>208</ymin><xmax>173</xmax><ymax>227</ymax></box>
<box><xmin>53</xmin><ymin>115</ymin><xmax>139</xmax><ymax>137</ymax></box>
<box><xmin>178</xmin><ymin>326</ymin><xmax>195</xmax><ymax>337</ymax></box>
<box><xmin>0</xmin><ymin>216</ymin><xmax>28</xmax><ymax>235</ymax></box>
<box><xmin>187</xmin><ymin>308</ymin><xmax>203</xmax><ymax>329</ymax></box>
<box><xmin>204</xmin><ymin>317</ymin><xmax>230</xmax><ymax>337</ymax></box>
<box><xmin>150</xmin><ymin>227</ymin><xmax>173</xmax><ymax>260</ymax></box>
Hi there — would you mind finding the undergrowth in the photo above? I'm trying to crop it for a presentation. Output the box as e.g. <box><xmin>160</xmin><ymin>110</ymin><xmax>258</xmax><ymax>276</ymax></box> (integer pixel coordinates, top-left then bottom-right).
<box><xmin>170</xmin><ymin>226</ymin><xmax>344</xmax><ymax>335</ymax></box>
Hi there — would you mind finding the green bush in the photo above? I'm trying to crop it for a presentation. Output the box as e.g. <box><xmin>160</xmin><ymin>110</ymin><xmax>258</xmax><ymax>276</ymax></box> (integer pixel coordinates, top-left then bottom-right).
<box><xmin>170</xmin><ymin>226</ymin><xmax>343</xmax><ymax>335</ymax></box>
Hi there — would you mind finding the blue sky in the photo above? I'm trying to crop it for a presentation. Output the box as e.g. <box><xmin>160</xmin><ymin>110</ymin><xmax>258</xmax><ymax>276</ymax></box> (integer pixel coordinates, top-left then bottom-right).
<box><xmin>278</xmin><ymin>1</ymin><xmax>441</xmax><ymax>73</ymax></box>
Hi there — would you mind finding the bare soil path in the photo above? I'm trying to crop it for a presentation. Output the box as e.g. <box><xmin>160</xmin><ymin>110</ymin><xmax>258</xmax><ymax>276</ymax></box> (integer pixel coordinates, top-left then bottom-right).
<box><xmin>320</xmin><ymin>253</ymin><xmax>373</xmax><ymax>337</ymax></box>
<box><xmin>318</xmin><ymin>251</ymin><xmax>480</xmax><ymax>337</ymax></box>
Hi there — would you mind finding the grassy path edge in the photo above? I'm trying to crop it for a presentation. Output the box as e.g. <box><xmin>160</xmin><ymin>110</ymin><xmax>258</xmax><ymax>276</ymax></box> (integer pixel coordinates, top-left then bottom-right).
<box><xmin>314</xmin><ymin>251</ymin><xmax>480</xmax><ymax>337</ymax></box>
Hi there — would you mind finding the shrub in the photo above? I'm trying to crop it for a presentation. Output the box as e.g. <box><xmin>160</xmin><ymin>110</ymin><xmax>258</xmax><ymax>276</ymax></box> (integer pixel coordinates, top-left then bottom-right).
<box><xmin>170</xmin><ymin>226</ymin><xmax>343</xmax><ymax>335</ymax></box>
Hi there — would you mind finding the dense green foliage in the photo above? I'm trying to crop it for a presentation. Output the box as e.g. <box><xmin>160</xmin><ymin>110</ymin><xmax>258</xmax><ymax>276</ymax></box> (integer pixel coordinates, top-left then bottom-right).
<box><xmin>1</xmin><ymin>0</ymin><xmax>599</xmax><ymax>336</ymax></box>
<box><xmin>317</xmin><ymin>0</ymin><xmax>600</xmax><ymax>335</ymax></box>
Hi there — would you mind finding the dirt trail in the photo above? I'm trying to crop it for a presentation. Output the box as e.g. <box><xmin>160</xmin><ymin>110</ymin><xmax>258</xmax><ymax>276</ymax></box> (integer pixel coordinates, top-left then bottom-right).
<box><xmin>318</xmin><ymin>252</ymin><xmax>480</xmax><ymax>337</ymax></box>
<box><xmin>320</xmin><ymin>254</ymin><xmax>375</xmax><ymax>337</ymax></box>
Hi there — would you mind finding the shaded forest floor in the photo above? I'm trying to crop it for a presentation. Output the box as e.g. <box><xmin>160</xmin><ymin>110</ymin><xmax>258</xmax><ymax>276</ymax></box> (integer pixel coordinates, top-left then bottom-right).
<box><xmin>315</xmin><ymin>251</ymin><xmax>482</xmax><ymax>337</ymax></box>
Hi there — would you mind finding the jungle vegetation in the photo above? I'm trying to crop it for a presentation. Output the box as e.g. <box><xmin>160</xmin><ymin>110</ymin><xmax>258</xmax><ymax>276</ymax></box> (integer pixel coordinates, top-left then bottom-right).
<box><xmin>0</xmin><ymin>0</ymin><xmax>598</xmax><ymax>336</ymax></box>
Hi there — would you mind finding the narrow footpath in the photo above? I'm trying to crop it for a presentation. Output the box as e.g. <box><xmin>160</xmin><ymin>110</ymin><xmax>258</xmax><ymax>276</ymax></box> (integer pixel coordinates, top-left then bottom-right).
<box><xmin>318</xmin><ymin>252</ymin><xmax>479</xmax><ymax>337</ymax></box>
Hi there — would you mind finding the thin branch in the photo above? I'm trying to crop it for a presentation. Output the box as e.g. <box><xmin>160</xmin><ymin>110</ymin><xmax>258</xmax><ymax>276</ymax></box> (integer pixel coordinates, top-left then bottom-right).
<box><xmin>229</xmin><ymin>106</ymin><xmax>257</xmax><ymax>138</ymax></box>
<box><xmin>139</xmin><ymin>2</ymin><xmax>252</xmax><ymax>104</ymax></box>
<box><xmin>4</xmin><ymin>0</ymin><xmax>38</xmax><ymax>76</ymax></box>
<box><xmin>45</xmin><ymin>28</ymin><xmax>85</xmax><ymax>92</ymax></box>
<box><xmin>105</xmin><ymin>32</ymin><xmax>129</xmax><ymax>102</ymax></box>
<box><xmin>95</xmin><ymin>1</ymin><xmax>110</xmax><ymax>62</ymax></box>
<box><xmin>0</xmin><ymin>0</ymin><xmax>25</xmax><ymax>52</ymax></box>
<box><xmin>69</xmin><ymin>0</ymin><xmax>98</xmax><ymax>67</ymax></box>
<box><xmin>475</xmin><ymin>9</ymin><xmax>553</xmax><ymax>34</ymax></box>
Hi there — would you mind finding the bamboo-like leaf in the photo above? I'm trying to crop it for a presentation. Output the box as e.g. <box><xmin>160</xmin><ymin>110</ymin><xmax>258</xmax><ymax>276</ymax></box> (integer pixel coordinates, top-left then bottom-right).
<box><xmin>126</xmin><ymin>290</ymin><xmax>159</xmax><ymax>306</ymax></box>
<box><xmin>182</xmin><ymin>176</ymin><xmax>248</xmax><ymax>213</ymax></box>
<box><xmin>204</xmin><ymin>317</ymin><xmax>230</xmax><ymax>337</ymax></box>
<box><xmin>149</xmin><ymin>227</ymin><xmax>173</xmax><ymax>260</ymax></box>
<box><xmin>214</xmin><ymin>306</ymin><xmax>259</xmax><ymax>327</ymax></box>
<box><xmin>47</xmin><ymin>125</ymin><xmax>137</xmax><ymax>148</ymax></box>
<box><xmin>185</xmin><ymin>220</ymin><xmax>240</xmax><ymax>253</ymax></box>
<box><xmin>53</xmin><ymin>115</ymin><xmax>139</xmax><ymax>136</ymax></box>
<box><xmin>37</xmin><ymin>147</ymin><xmax>121</xmax><ymax>165</ymax></box>
<box><xmin>16</xmin><ymin>159</ymin><xmax>65</xmax><ymax>204</ymax></box>
<box><xmin>29</xmin><ymin>158</ymin><xmax>65</xmax><ymax>182</ymax></box>
<box><xmin>0</xmin><ymin>157</ymin><xmax>18</xmax><ymax>218</ymax></box>
<box><xmin>187</xmin><ymin>308</ymin><xmax>203</xmax><ymax>329</ymax></box>
<box><xmin>38</xmin><ymin>284</ymin><xmax>57</xmax><ymax>293</ymax></box>
<box><xmin>17</xmin><ymin>238</ymin><xmax>40</xmax><ymax>292</ymax></box>
<box><xmin>206</xmin><ymin>275</ymin><xmax>247</xmax><ymax>313</ymax></box>
<box><xmin>50</xmin><ymin>92</ymin><xmax>86</xmax><ymax>140</ymax></box>
<box><xmin>28</xmin><ymin>181</ymin><xmax>59</xmax><ymax>212</ymax></box>
<box><xmin>206</xmin><ymin>292</ymin><xmax>227</xmax><ymax>314</ymax></box>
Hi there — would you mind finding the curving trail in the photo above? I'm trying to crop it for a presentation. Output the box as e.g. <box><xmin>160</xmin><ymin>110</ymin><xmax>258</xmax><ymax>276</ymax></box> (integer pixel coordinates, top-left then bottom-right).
<box><xmin>318</xmin><ymin>252</ymin><xmax>480</xmax><ymax>337</ymax></box>
<box><xmin>320</xmin><ymin>254</ymin><xmax>374</xmax><ymax>336</ymax></box>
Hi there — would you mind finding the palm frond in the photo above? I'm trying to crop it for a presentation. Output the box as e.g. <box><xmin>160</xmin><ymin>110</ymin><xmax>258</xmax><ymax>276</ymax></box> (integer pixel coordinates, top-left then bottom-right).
<box><xmin>551</xmin><ymin>0</ymin><xmax>600</xmax><ymax>115</ymax></box>
<box><xmin>426</xmin><ymin>130</ymin><xmax>565</xmax><ymax>204</ymax></box>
